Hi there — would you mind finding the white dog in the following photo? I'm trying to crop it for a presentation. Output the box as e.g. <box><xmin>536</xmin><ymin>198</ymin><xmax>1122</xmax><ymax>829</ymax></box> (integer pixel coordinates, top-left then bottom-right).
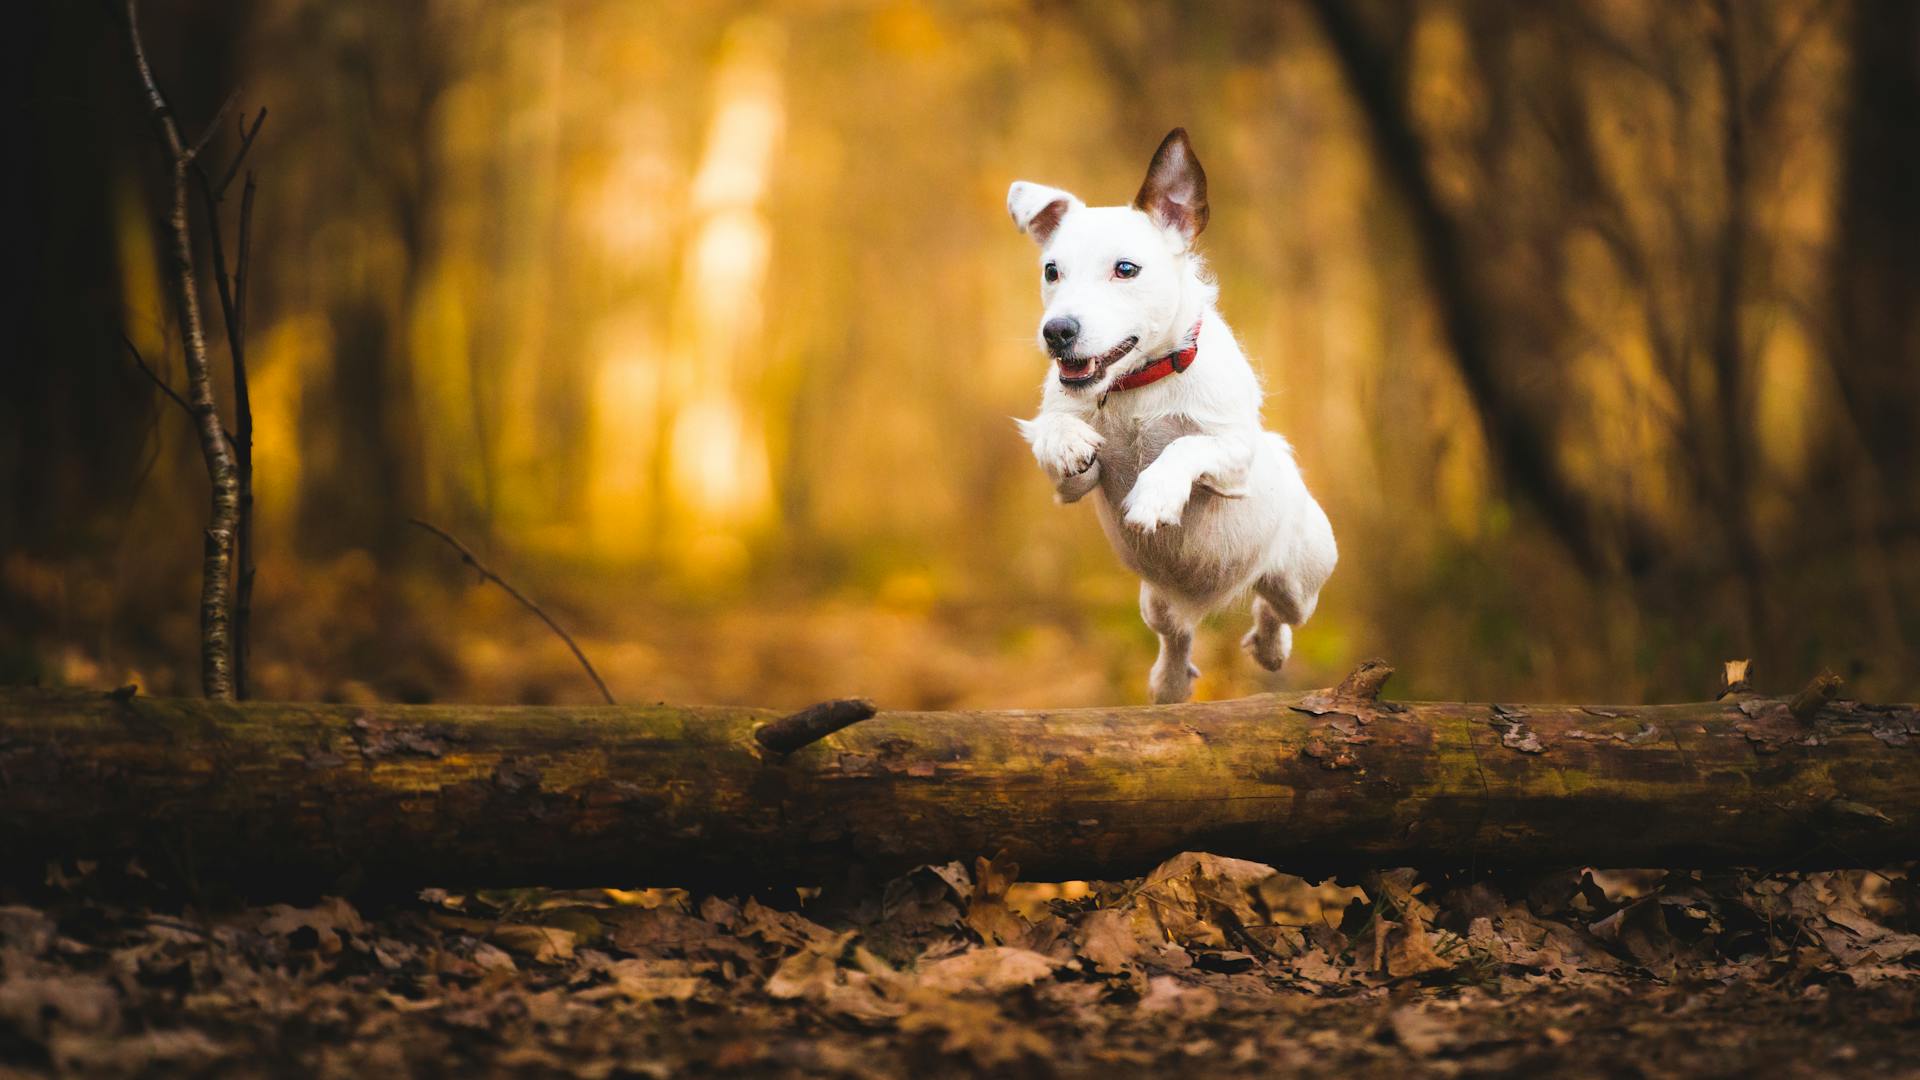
<box><xmin>1010</xmin><ymin>128</ymin><xmax>1337</xmax><ymax>704</ymax></box>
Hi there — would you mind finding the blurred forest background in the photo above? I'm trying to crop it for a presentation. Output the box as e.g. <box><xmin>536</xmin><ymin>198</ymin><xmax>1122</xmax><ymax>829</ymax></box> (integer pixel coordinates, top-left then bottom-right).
<box><xmin>6</xmin><ymin>0</ymin><xmax>1917</xmax><ymax>710</ymax></box>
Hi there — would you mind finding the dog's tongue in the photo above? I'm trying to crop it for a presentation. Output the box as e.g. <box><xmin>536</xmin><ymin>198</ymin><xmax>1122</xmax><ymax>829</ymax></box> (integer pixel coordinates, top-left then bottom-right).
<box><xmin>1057</xmin><ymin>357</ymin><xmax>1093</xmax><ymax>378</ymax></box>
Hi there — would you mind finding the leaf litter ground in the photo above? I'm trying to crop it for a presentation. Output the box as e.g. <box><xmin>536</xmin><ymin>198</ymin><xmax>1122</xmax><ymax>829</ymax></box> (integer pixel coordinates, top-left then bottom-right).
<box><xmin>2</xmin><ymin>854</ymin><xmax>1916</xmax><ymax>1076</ymax></box>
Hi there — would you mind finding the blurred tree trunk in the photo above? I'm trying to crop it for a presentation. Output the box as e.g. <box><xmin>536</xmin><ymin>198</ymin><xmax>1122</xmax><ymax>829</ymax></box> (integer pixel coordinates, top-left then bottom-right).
<box><xmin>1706</xmin><ymin>1</ymin><xmax>1774</xmax><ymax>663</ymax></box>
<box><xmin>1306</xmin><ymin>0</ymin><xmax>1656</xmax><ymax>576</ymax></box>
<box><xmin>3</xmin><ymin>4</ymin><xmax>147</xmax><ymax>556</ymax></box>
<box><xmin>1831</xmin><ymin>0</ymin><xmax>1920</xmax><ymax>526</ymax></box>
<box><xmin>292</xmin><ymin>2</ymin><xmax>446</xmax><ymax>564</ymax></box>
<box><xmin>299</xmin><ymin>293</ymin><xmax>429</xmax><ymax>563</ymax></box>
<box><xmin>3</xmin><ymin>2</ymin><xmax>246</xmax><ymax>679</ymax></box>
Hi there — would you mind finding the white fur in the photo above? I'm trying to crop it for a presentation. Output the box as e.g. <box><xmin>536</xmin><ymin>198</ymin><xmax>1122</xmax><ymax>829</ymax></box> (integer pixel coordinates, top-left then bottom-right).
<box><xmin>1009</xmin><ymin>146</ymin><xmax>1337</xmax><ymax>704</ymax></box>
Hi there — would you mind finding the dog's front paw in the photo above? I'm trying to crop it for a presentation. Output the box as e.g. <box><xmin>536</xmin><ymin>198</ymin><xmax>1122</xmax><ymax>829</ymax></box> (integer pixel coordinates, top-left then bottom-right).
<box><xmin>1023</xmin><ymin>416</ymin><xmax>1104</xmax><ymax>481</ymax></box>
<box><xmin>1055</xmin><ymin>458</ymin><xmax>1102</xmax><ymax>503</ymax></box>
<box><xmin>1122</xmin><ymin>469</ymin><xmax>1193</xmax><ymax>533</ymax></box>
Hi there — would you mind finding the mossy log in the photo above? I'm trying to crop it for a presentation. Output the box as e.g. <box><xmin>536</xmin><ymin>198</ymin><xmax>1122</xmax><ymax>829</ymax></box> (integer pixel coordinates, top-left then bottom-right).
<box><xmin>1</xmin><ymin>676</ymin><xmax>1915</xmax><ymax>898</ymax></box>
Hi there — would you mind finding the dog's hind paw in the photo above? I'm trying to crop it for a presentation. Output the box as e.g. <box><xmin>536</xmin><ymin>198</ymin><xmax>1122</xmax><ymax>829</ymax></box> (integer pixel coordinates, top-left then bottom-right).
<box><xmin>1149</xmin><ymin>655</ymin><xmax>1199</xmax><ymax>704</ymax></box>
<box><xmin>1240</xmin><ymin>622</ymin><xmax>1291</xmax><ymax>672</ymax></box>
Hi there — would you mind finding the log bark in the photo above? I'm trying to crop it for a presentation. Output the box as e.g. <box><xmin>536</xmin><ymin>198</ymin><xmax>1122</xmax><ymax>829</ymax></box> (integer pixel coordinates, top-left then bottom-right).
<box><xmin>1</xmin><ymin>683</ymin><xmax>1915</xmax><ymax>899</ymax></box>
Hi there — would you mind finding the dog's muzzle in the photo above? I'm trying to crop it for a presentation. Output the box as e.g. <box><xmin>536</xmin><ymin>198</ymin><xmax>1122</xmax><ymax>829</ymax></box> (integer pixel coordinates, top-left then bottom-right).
<box><xmin>1054</xmin><ymin>336</ymin><xmax>1139</xmax><ymax>387</ymax></box>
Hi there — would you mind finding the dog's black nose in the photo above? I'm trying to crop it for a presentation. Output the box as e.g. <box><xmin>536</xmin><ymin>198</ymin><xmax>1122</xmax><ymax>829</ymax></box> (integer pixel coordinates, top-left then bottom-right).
<box><xmin>1042</xmin><ymin>317</ymin><xmax>1080</xmax><ymax>353</ymax></box>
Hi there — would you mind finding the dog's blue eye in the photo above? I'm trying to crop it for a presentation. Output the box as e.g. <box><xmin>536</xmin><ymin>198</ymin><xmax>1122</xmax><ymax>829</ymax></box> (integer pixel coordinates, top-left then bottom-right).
<box><xmin>1114</xmin><ymin>260</ymin><xmax>1140</xmax><ymax>279</ymax></box>
<box><xmin>1043</xmin><ymin>262</ymin><xmax>1059</xmax><ymax>284</ymax></box>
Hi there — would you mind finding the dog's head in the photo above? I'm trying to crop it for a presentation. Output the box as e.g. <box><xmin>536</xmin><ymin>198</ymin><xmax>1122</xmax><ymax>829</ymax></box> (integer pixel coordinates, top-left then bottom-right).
<box><xmin>1008</xmin><ymin>128</ymin><xmax>1209</xmax><ymax>394</ymax></box>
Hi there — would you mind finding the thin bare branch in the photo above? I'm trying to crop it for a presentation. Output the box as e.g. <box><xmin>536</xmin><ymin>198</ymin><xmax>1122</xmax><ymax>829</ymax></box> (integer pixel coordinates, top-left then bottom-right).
<box><xmin>235</xmin><ymin>173</ymin><xmax>255</xmax><ymax>353</ymax></box>
<box><xmin>184</xmin><ymin>100</ymin><xmax>265</xmax><ymax>701</ymax></box>
<box><xmin>409</xmin><ymin>519</ymin><xmax>617</xmax><ymax>705</ymax></box>
<box><xmin>125</xmin><ymin>0</ymin><xmax>184</xmax><ymax>160</ymax></box>
<box><xmin>230</xmin><ymin>171</ymin><xmax>258</xmax><ymax>698</ymax></box>
<box><xmin>184</xmin><ymin>87</ymin><xmax>239</xmax><ymax>165</ymax></box>
<box><xmin>123</xmin><ymin>331</ymin><xmax>239</xmax><ymax>452</ymax></box>
<box><xmin>214</xmin><ymin>107</ymin><xmax>267</xmax><ymax>199</ymax></box>
<box><xmin>121</xmin><ymin>332</ymin><xmax>195</xmax><ymax>424</ymax></box>
<box><xmin>125</xmin><ymin>0</ymin><xmax>242</xmax><ymax>699</ymax></box>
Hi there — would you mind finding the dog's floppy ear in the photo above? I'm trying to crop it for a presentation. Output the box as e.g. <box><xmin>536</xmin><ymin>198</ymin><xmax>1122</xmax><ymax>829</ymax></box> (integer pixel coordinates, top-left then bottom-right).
<box><xmin>1007</xmin><ymin>181</ymin><xmax>1082</xmax><ymax>246</ymax></box>
<box><xmin>1133</xmin><ymin>127</ymin><xmax>1208</xmax><ymax>245</ymax></box>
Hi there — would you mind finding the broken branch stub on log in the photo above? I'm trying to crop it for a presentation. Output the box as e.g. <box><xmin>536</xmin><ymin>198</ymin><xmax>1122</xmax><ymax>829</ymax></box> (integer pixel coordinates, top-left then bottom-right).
<box><xmin>1</xmin><ymin>672</ymin><xmax>1916</xmax><ymax>899</ymax></box>
<box><xmin>757</xmin><ymin>698</ymin><xmax>878</xmax><ymax>755</ymax></box>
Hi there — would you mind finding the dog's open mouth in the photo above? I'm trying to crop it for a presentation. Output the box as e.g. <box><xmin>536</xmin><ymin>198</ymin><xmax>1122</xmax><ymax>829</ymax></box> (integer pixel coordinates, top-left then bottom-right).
<box><xmin>1055</xmin><ymin>337</ymin><xmax>1139</xmax><ymax>387</ymax></box>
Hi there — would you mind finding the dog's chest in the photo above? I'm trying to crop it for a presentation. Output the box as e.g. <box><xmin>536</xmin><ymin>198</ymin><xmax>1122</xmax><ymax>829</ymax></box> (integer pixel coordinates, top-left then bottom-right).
<box><xmin>1091</xmin><ymin>411</ymin><xmax>1202</xmax><ymax>504</ymax></box>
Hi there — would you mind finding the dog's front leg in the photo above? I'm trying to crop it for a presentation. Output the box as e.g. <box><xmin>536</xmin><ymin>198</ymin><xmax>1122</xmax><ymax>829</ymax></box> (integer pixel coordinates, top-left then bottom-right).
<box><xmin>1016</xmin><ymin>411</ymin><xmax>1104</xmax><ymax>503</ymax></box>
<box><xmin>1121</xmin><ymin>433</ymin><xmax>1254</xmax><ymax>532</ymax></box>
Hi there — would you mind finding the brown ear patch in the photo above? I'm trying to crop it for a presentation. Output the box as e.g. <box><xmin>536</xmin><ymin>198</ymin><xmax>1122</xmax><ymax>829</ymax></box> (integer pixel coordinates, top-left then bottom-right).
<box><xmin>1026</xmin><ymin>197</ymin><xmax>1072</xmax><ymax>246</ymax></box>
<box><xmin>1133</xmin><ymin>127</ymin><xmax>1209</xmax><ymax>243</ymax></box>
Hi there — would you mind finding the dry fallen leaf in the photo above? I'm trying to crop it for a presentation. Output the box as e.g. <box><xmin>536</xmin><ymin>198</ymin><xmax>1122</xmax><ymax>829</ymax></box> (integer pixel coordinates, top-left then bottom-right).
<box><xmin>764</xmin><ymin>930</ymin><xmax>905</xmax><ymax>1023</ymax></box>
<box><xmin>965</xmin><ymin>854</ymin><xmax>1030</xmax><ymax>946</ymax></box>
<box><xmin>1137</xmin><ymin>975</ymin><xmax>1218</xmax><ymax>1019</ymax></box>
<box><xmin>1076</xmin><ymin>908</ymin><xmax>1143</xmax><ymax>974</ymax></box>
<box><xmin>1126</xmin><ymin>851</ymin><xmax>1281</xmax><ymax>948</ymax></box>
<box><xmin>1591</xmin><ymin>899</ymin><xmax>1677</xmax><ymax>974</ymax></box>
<box><xmin>898</xmin><ymin>996</ymin><xmax>1052</xmax><ymax>1068</ymax></box>
<box><xmin>1</xmin><ymin>851</ymin><xmax>1914</xmax><ymax>1076</ymax></box>
<box><xmin>580</xmin><ymin>957</ymin><xmax>708</xmax><ymax>1003</ymax></box>
<box><xmin>470</xmin><ymin>942</ymin><xmax>517</xmax><ymax>973</ymax></box>
<box><xmin>912</xmin><ymin>946</ymin><xmax>1055</xmax><ymax>994</ymax></box>
<box><xmin>1374</xmin><ymin>912</ymin><xmax>1457</xmax><ymax>979</ymax></box>
<box><xmin>0</xmin><ymin>973</ymin><xmax>120</xmax><ymax>1040</ymax></box>
<box><xmin>740</xmin><ymin>898</ymin><xmax>838</xmax><ymax>951</ymax></box>
<box><xmin>257</xmin><ymin>897</ymin><xmax>364</xmax><ymax>954</ymax></box>
<box><xmin>487</xmin><ymin>923</ymin><xmax>578</xmax><ymax>964</ymax></box>
<box><xmin>1389</xmin><ymin>1006</ymin><xmax>1460</xmax><ymax>1056</ymax></box>
<box><xmin>1291</xmin><ymin>947</ymin><xmax>1347</xmax><ymax>986</ymax></box>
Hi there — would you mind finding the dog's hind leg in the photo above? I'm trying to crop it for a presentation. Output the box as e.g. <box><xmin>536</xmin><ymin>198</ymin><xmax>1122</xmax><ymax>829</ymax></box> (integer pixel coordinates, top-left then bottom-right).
<box><xmin>1141</xmin><ymin>582</ymin><xmax>1200</xmax><ymax>704</ymax></box>
<box><xmin>1240</xmin><ymin>573</ymin><xmax>1319</xmax><ymax>673</ymax></box>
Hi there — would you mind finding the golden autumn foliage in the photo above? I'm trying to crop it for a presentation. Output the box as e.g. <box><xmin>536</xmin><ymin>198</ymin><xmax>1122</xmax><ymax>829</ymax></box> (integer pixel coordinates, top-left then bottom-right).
<box><xmin>7</xmin><ymin>0</ymin><xmax>1917</xmax><ymax>709</ymax></box>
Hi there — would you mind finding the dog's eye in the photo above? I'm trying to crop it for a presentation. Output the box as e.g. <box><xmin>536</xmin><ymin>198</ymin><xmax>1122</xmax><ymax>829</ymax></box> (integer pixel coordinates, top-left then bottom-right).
<box><xmin>1043</xmin><ymin>262</ymin><xmax>1059</xmax><ymax>284</ymax></box>
<box><xmin>1114</xmin><ymin>260</ymin><xmax>1141</xmax><ymax>279</ymax></box>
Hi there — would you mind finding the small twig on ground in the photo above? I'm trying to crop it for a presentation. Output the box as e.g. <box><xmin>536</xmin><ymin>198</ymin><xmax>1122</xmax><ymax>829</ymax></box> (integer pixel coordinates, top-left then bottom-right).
<box><xmin>408</xmin><ymin>518</ymin><xmax>616</xmax><ymax>705</ymax></box>
<box><xmin>756</xmin><ymin>699</ymin><xmax>878</xmax><ymax>756</ymax></box>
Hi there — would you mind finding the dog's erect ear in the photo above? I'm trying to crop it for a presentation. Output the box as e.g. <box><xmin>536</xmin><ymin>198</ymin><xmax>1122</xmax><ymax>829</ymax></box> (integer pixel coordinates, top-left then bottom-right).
<box><xmin>1133</xmin><ymin>128</ymin><xmax>1208</xmax><ymax>244</ymax></box>
<box><xmin>1007</xmin><ymin>181</ymin><xmax>1082</xmax><ymax>246</ymax></box>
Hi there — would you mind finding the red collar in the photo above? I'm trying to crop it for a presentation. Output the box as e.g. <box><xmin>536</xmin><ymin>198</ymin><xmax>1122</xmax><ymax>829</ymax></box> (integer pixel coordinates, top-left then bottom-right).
<box><xmin>1108</xmin><ymin>320</ymin><xmax>1204</xmax><ymax>394</ymax></box>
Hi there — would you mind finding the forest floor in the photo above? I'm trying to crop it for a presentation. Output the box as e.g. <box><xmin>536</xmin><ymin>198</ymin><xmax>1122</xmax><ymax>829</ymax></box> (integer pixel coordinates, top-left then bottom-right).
<box><xmin>3</xmin><ymin>855</ymin><xmax>1916</xmax><ymax>1077</ymax></box>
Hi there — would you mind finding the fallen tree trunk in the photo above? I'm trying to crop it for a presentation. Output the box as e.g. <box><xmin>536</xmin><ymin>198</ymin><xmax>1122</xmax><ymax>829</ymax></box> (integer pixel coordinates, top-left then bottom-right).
<box><xmin>1</xmin><ymin>675</ymin><xmax>1915</xmax><ymax>898</ymax></box>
